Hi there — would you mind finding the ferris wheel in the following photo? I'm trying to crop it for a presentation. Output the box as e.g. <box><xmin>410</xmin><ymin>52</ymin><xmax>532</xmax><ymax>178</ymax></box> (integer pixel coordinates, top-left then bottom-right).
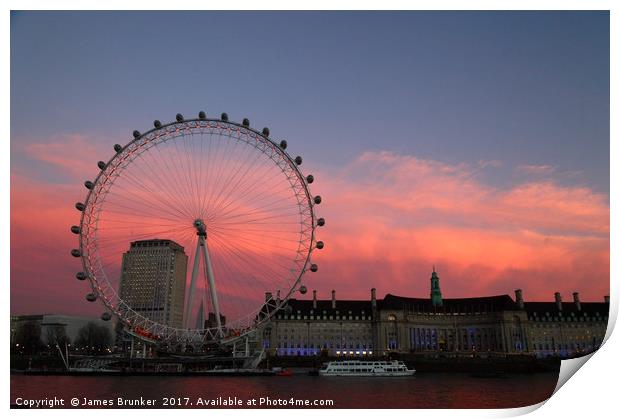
<box><xmin>70</xmin><ymin>111</ymin><xmax>324</xmax><ymax>345</ymax></box>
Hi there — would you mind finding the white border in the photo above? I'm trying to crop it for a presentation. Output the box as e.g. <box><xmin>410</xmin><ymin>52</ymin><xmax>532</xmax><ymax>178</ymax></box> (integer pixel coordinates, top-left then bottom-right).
<box><xmin>5</xmin><ymin>2</ymin><xmax>616</xmax><ymax>419</ymax></box>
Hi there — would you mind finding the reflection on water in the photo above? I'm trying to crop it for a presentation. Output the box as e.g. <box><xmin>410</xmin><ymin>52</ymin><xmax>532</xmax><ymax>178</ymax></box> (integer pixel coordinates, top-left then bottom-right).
<box><xmin>11</xmin><ymin>372</ymin><xmax>558</xmax><ymax>409</ymax></box>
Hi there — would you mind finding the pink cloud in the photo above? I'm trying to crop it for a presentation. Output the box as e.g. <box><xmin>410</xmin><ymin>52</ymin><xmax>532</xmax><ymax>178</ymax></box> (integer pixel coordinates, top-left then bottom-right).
<box><xmin>306</xmin><ymin>151</ymin><xmax>609</xmax><ymax>303</ymax></box>
<box><xmin>21</xmin><ymin>134</ymin><xmax>109</xmax><ymax>179</ymax></box>
<box><xmin>10</xmin><ymin>140</ymin><xmax>609</xmax><ymax>317</ymax></box>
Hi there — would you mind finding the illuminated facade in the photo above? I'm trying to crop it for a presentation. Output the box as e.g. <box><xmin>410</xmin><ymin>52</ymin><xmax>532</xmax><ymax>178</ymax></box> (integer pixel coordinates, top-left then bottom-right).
<box><xmin>261</xmin><ymin>271</ymin><xmax>609</xmax><ymax>359</ymax></box>
<box><xmin>263</xmin><ymin>290</ymin><xmax>375</xmax><ymax>357</ymax></box>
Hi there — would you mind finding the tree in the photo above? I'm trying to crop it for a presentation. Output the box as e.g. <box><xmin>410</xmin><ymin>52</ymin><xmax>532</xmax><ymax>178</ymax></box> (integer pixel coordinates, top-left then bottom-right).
<box><xmin>75</xmin><ymin>322</ymin><xmax>112</xmax><ymax>354</ymax></box>
<box><xmin>45</xmin><ymin>325</ymin><xmax>71</xmax><ymax>348</ymax></box>
<box><xmin>13</xmin><ymin>321</ymin><xmax>43</xmax><ymax>354</ymax></box>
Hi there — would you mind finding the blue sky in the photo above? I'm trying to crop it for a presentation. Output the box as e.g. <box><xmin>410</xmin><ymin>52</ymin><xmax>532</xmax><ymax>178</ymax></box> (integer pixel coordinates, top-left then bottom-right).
<box><xmin>11</xmin><ymin>11</ymin><xmax>609</xmax><ymax>192</ymax></box>
<box><xmin>10</xmin><ymin>11</ymin><xmax>610</xmax><ymax>314</ymax></box>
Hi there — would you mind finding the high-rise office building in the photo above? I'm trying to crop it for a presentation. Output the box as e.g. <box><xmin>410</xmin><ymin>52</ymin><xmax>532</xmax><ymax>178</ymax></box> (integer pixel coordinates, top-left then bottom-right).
<box><xmin>119</xmin><ymin>239</ymin><xmax>188</xmax><ymax>328</ymax></box>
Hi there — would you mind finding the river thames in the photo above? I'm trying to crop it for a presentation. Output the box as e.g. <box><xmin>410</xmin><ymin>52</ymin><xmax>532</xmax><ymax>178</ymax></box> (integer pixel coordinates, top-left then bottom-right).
<box><xmin>11</xmin><ymin>372</ymin><xmax>559</xmax><ymax>409</ymax></box>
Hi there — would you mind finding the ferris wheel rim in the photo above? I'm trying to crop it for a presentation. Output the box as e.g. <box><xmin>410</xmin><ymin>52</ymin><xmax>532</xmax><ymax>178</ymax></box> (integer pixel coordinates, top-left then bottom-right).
<box><xmin>74</xmin><ymin>115</ymin><xmax>320</xmax><ymax>344</ymax></box>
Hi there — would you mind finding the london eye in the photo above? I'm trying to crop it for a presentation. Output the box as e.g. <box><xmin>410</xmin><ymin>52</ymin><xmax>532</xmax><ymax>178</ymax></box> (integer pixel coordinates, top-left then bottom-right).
<box><xmin>70</xmin><ymin>111</ymin><xmax>324</xmax><ymax>346</ymax></box>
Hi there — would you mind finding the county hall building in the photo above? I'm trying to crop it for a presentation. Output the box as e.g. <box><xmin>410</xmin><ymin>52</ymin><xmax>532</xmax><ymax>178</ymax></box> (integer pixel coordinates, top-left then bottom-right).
<box><xmin>261</xmin><ymin>270</ymin><xmax>609</xmax><ymax>359</ymax></box>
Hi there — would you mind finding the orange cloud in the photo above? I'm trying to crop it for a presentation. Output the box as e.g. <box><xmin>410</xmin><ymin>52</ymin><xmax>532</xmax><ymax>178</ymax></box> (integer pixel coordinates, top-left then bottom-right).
<box><xmin>10</xmin><ymin>139</ymin><xmax>609</xmax><ymax>317</ymax></box>
<box><xmin>307</xmin><ymin>151</ymin><xmax>609</xmax><ymax>303</ymax></box>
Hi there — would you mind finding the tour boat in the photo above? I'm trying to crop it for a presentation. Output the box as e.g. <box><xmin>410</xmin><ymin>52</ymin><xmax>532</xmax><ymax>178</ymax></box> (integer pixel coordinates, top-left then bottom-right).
<box><xmin>318</xmin><ymin>360</ymin><xmax>415</xmax><ymax>377</ymax></box>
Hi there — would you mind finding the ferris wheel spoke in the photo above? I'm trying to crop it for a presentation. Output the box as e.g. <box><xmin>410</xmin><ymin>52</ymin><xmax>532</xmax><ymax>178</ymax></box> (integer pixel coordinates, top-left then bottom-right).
<box><xmin>179</xmin><ymin>134</ymin><xmax>201</xmax><ymax>215</ymax></box>
<box><xmin>217</xmin><ymin>211</ymin><xmax>303</xmax><ymax>225</ymax></box>
<box><xmin>115</xmin><ymin>161</ymin><xmax>186</xmax><ymax>214</ymax></box>
<box><xmin>209</xmin><ymin>237</ymin><xmax>283</xmax><ymax>311</ymax></box>
<box><xmin>209</xmin><ymin>225</ymin><xmax>301</xmax><ymax>238</ymax></box>
<box><xmin>129</xmin><ymin>151</ymin><xmax>197</xmax><ymax>219</ymax></box>
<box><xmin>199</xmin><ymin>131</ymin><xmax>228</xmax><ymax>216</ymax></box>
<box><xmin>209</xmin><ymin>226</ymin><xmax>302</xmax><ymax>243</ymax></box>
<box><xmin>210</xmin><ymin>232</ymin><xmax>296</xmax><ymax>266</ymax></box>
<box><xmin>181</xmin><ymin>132</ymin><xmax>208</xmax><ymax>216</ymax></box>
<box><xmin>207</xmin><ymin>135</ymin><xmax>268</xmax><ymax>218</ymax></box>
<box><xmin>212</xmin><ymin>175</ymin><xmax>298</xmax><ymax>222</ymax></box>
<box><xmin>104</xmin><ymin>181</ymin><xmax>192</xmax><ymax>222</ymax></box>
<box><xmin>214</xmin><ymin>195</ymin><xmax>296</xmax><ymax>224</ymax></box>
<box><xmin>196</xmin><ymin>131</ymin><xmax>219</xmax><ymax>219</ymax></box>
<box><xmin>169</xmin><ymin>137</ymin><xmax>202</xmax><ymax>216</ymax></box>
<box><xmin>208</xmin><ymin>233</ymin><xmax>295</xmax><ymax>285</ymax></box>
<box><xmin>94</xmin><ymin>226</ymin><xmax>194</xmax><ymax>245</ymax></box>
<box><xmin>202</xmin><ymin>131</ymin><xmax>238</xmax><ymax>217</ymax></box>
<box><xmin>151</xmin><ymin>138</ymin><xmax>199</xmax><ymax>217</ymax></box>
<box><xmin>95</xmin><ymin>218</ymin><xmax>186</xmax><ymax>228</ymax></box>
<box><xmin>100</xmin><ymin>198</ymin><xmax>186</xmax><ymax>224</ymax></box>
<box><xmin>209</xmin><ymin>230</ymin><xmax>302</xmax><ymax>254</ymax></box>
<box><xmin>210</xmin><ymin>157</ymin><xmax>291</xmax><ymax>218</ymax></box>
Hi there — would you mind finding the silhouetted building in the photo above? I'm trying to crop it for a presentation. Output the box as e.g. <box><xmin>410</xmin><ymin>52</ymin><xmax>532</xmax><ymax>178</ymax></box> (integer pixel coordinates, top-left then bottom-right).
<box><xmin>119</xmin><ymin>239</ymin><xmax>188</xmax><ymax>328</ymax></box>
<box><xmin>205</xmin><ymin>312</ymin><xmax>226</xmax><ymax>329</ymax></box>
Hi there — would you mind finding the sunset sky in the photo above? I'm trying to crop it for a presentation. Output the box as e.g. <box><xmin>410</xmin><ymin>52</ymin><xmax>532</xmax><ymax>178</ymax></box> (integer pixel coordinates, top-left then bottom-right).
<box><xmin>10</xmin><ymin>11</ymin><xmax>609</xmax><ymax>317</ymax></box>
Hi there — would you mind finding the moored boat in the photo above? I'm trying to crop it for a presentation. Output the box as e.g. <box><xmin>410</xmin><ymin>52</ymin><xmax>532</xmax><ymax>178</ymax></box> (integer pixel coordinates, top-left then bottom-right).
<box><xmin>319</xmin><ymin>360</ymin><xmax>415</xmax><ymax>377</ymax></box>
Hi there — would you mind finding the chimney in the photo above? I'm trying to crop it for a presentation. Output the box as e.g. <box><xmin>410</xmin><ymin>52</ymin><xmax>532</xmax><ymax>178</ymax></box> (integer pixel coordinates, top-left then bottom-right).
<box><xmin>573</xmin><ymin>292</ymin><xmax>581</xmax><ymax>311</ymax></box>
<box><xmin>554</xmin><ymin>292</ymin><xmax>562</xmax><ymax>311</ymax></box>
<box><xmin>313</xmin><ymin>290</ymin><xmax>317</xmax><ymax>309</ymax></box>
<box><xmin>371</xmin><ymin>288</ymin><xmax>377</xmax><ymax>308</ymax></box>
<box><xmin>276</xmin><ymin>290</ymin><xmax>281</xmax><ymax>305</ymax></box>
<box><xmin>604</xmin><ymin>295</ymin><xmax>610</xmax><ymax>304</ymax></box>
<box><xmin>331</xmin><ymin>290</ymin><xmax>336</xmax><ymax>309</ymax></box>
<box><xmin>515</xmin><ymin>289</ymin><xmax>524</xmax><ymax>309</ymax></box>
<box><xmin>265</xmin><ymin>291</ymin><xmax>273</xmax><ymax>302</ymax></box>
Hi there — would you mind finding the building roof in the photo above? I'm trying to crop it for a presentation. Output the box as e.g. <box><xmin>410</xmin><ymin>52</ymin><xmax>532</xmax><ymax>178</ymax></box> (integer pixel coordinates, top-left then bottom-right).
<box><xmin>264</xmin><ymin>293</ymin><xmax>610</xmax><ymax>319</ymax></box>
<box><xmin>523</xmin><ymin>301</ymin><xmax>609</xmax><ymax>319</ymax></box>
<box><xmin>279</xmin><ymin>298</ymin><xmax>372</xmax><ymax>316</ymax></box>
<box><xmin>129</xmin><ymin>239</ymin><xmax>185</xmax><ymax>252</ymax></box>
<box><xmin>379</xmin><ymin>293</ymin><xmax>520</xmax><ymax>313</ymax></box>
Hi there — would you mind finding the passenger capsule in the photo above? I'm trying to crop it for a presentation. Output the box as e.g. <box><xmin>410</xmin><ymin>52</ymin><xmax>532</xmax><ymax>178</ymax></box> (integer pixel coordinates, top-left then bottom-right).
<box><xmin>70</xmin><ymin>225</ymin><xmax>80</xmax><ymax>234</ymax></box>
<box><xmin>316</xmin><ymin>241</ymin><xmax>324</xmax><ymax>249</ymax></box>
<box><xmin>242</xmin><ymin>118</ymin><xmax>250</xmax><ymax>127</ymax></box>
<box><xmin>71</xmin><ymin>249</ymin><xmax>81</xmax><ymax>257</ymax></box>
<box><xmin>310</xmin><ymin>264</ymin><xmax>318</xmax><ymax>272</ymax></box>
<box><xmin>132</xmin><ymin>130</ymin><xmax>141</xmax><ymax>139</ymax></box>
<box><xmin>97</xmin><ymin>161</ymin><xmax>106</xmax><ymax>170</ymax></box>
<box><xmin>75</xmin><ymin>202</ymin><xmax>86</xmax><ymax>211</ymax></box>
<box><xmin>313</xmin><ymin>196</ymin><xmax>322</xmax><ymax>205</ymax></box>
<box><xmin>262</xmin><ymin>127</ymin><xmax>270</xmax><ymax>137</ymax></box>
<box><xmin>299</xmin><ymin>285</ymin><xmax>308</xmax><ymax>294</ymax></box>
<box><xmin>279</xmin><ymin>140</ymin><xmax>287</xmax><ymax>150</ymax></box>
<box><xmin>306</xmin><ymin>174</ymin><xmax>314</xmax><ymax>184</ymax></box>
<box><xmin>114</xmin><ymin>144</ymin><xmax>123</xmax><ymax>153</ymax></box>
<box><xmin>221</xmin><ymin>113</ymin><xmax>229</xmax><ymax>121</ymax></box>
<box><xmin>76</xmin><ymin>272</ymin><xmax>88</xmax><ymax>281</ymax></box>
<box><xmin>295</xmin><ymin>156</ymin><xmax>303</xmax><ymax>165</ymax></box>
<box><xmin>198</xmin><ymin>111</ymin><xmax>206</xmax><ymax>119</ymax></box>
<box><xmin>101</xmin><ymin>312</ymin><xmax>112</xmax><ymax>321</ymax></box>
<box><xmin>176</xmin><ymin>113</ymin><xmax>184</xmax><ymax>122</ymax></box>
<box><xmin>86</xmin><ymin>293</ymin><xmax>97</xmax><ymax>302</ymax></box>
<box><xmin>84</xmin><ymin>181</ymin><xmax>94</xmax><ymax>190</ymax></box>
<box><xmin>153</xmin><ymin>120</ymin><xmax>162</xmax><ymax>128</ymax></box>
<box><xmin>317</xmin><ymin>218</ymin><xmax>325</xmax><ymax>226</ymax></box>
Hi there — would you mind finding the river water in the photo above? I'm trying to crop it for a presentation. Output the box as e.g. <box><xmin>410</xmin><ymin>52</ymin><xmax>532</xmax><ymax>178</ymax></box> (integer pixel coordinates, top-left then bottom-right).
<box><xmin>11</xmin><ymin>372</ymin><xmax>558</xmax><ymax>409</ymax></box>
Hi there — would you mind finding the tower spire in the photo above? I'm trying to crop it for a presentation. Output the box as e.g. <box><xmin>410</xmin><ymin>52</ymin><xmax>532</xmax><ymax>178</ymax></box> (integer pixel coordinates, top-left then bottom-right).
<box><xmin>430</xmin><ymin>268</ymin><xmax>443</xmax><ymax>307</ymax></box>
